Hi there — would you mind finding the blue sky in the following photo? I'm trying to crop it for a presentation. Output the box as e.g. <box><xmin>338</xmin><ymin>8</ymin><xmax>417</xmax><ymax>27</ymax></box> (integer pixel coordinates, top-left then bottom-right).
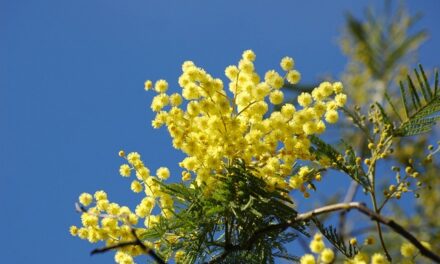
<box><xmin>1</xmin><ymin>1</ymin><xmax>439</xmax><ymax>263</ymax></box>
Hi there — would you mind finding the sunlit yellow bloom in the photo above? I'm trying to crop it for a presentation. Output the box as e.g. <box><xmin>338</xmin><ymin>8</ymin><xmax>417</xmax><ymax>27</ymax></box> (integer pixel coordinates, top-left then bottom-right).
<box><xmin>119</xmin><ymin>164</ymin><xmax>131</xmax><ymax>177</ymax></box>
<box><xmin>280</xmin><ymin>56</ymin><xmax>294</xmax><ymax>71</ymax></box>
<box><xmin>300</xmin><ymin>254</ymin><xmax>316</xmax><ymax>264</ymax></box>
<box><xmin>157</xmin><ymin>167</ymin><xmax>170</xmax><ymax>180</ymax></box>
<box><xmin>242</xmin><ymin>49</ymin><xmax>256</xmax><ymax>61</ymax></box>
<box><xmin>269</xmin><ymin>90</ymin><xmax>284</xmax><ymax>105</ymax></box>
<box><xmin>286</xmin><ymin>70</ymin><xmax>301</xmax><ymax>84</ymax></box>
<box><xmin>154</xmin><ymin>79</ymin><xmax>168</xmax><ymax>93</ymax></box>
<box><xmin>69</xmin><ymin>225</ymin><xmax>78</xmax><ymax>236</ymax></box>
<box><xmin>144</xmin><ymin>80</ymin><xmax>153</xmax><ymax>91</ymax></box>
<box><xmin>79</xmin><ymin>193</ymin><xmax>93</xmax><ymax>206</ymax></box>
<box><xmin>130</xmin><ymin>180</ymin><xmax>143</xmax><ymax>193</ymax></box>
<box><xmin>320</xmin><ymin>248</ymin><xmax>335</xmax><ymax>263</ymax></box>
<box><xmin>325</xmin><ymin>109</ymin><xmax>339</xmax><ymax>123</ymax></box>
<box><xmin>371</xmin><ymin>253</ymin><xmax>389</xmax><ymax>264</ymax></box>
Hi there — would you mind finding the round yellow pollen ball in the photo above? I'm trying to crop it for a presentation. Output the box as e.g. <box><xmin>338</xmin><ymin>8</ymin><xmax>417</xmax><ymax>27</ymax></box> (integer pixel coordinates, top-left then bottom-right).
<box><xmin>300</xmin><ymin>254</ymin><xmax>316</xmax><ymax>264</ymax></box>
<box><xmin>156</xmin><ymin>167</ymin><xmax>170</xmax><ymax>180</ymax></box>
<box><xmin>320</xmin><ymin>248</ymin><xmax>335</xmax><ymax>263</ymax></box>
<box><xmin>269</xmin><ymin>90</ymin><xmax>284</xmax><ymax>105</ymax></box>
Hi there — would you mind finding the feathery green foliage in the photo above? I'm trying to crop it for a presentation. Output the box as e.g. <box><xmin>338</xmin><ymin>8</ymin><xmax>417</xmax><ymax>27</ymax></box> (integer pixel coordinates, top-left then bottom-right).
<box><xmin>312</xmin><ymin>218</ymin><xmax>358</xmax><ymax>258</ymax></box>
<box><xmin>310</xmin><ymin>135</ymin><xmax>370</xmax><ymax>191</ymax></box>
<box><xmin>345</xmin><ymin>5</ymin><xmax>427</xmax><ymax>80</ymax></box>
<box><xmin>140</xmin><ymin>159</ymin><xmax>308</xmax><ymax>263</ymax></box>
<box><xmin>389</xmin><ymin>66</ymin><xmax>440</xmax><ymax>137</ymax></box>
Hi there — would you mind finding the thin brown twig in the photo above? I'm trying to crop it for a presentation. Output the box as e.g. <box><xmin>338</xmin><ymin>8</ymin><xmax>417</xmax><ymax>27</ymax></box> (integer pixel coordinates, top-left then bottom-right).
<box><xmin>371</xmin><ymin>192</ymin><xmax>392</xmax><ymax>261</ymax></box>
<box><xmin>300</xmin><ymin>202</ymin><xmax>440</xmax><ymax>263</ymax></box>
<box><xmin>209</xmin><ymin>202</ymin><xmax>440</xmax><ymax>263</ymax></box>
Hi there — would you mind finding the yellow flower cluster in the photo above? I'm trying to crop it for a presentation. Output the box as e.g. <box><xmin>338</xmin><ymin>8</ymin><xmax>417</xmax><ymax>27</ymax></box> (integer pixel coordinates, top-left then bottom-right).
<box><xmin>70</xmin><ymin>190</ymin><xmax>146</xmax><ymax>263</ymax></box>
<box><xmin>343</xmin><ymin>252</ymin><xmax>389</xmax><ymax>264</ymax></box>
<box><xmin>70</xmin><ymin>151</ymin><xmax>177</xmax><ymax>263</ymax></box>
<box><xmin>300</xmin><ymin>233</ymin><xmax>335</xmax><ymax>264</ymax></box>
<box><xmin>301</xmin><ymin>233</ymin><xmax>414</xmax><ymax>264</ymax></box>
<box><xmin>400</xmin><ymin>241</ymin><xmax>431</xmax><ymax>263</ymax></box>
<box><xmin>147</xmin><ymin>50</ymin><xmax>346</xmax><ymax>194</ymax></box>
<box><xmin>71</xmin><ymin>50</ymin><xmax>347</xmax><ymax>263</ymax></box>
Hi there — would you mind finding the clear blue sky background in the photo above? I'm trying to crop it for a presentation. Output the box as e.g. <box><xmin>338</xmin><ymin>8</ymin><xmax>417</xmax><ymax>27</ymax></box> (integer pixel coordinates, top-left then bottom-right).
<box><xmin>1</xmin><ymin>1</ymin><xmax>439</xmax><ymax>263</ymax></box>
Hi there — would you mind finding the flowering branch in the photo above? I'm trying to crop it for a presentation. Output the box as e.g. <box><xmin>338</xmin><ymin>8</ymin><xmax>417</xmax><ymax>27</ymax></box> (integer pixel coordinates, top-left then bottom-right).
<box><xmin>296</xmin><ymin>202</ymin><xmax>440</xmax><ymax>263</ymax></box>
<box><xmin>75</xmin><ymin>203</ymin><xmax>166</xmax><ymax>264</ymax></box>
<box><xmin>209</xmin><ymin>202</ymin><xmax>440</xmax><ymax>263</ymax></box>
<box><xmin>90</xmin><ymin>229</ymin><xmax>166</xmax><ymax>264</ymax></box>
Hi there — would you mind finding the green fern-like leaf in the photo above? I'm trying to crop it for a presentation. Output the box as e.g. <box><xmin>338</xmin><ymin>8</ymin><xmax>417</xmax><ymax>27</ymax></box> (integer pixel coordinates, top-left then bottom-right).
<box><xmin>346</xmin><ymin>5</ymin><xmax>427</xmax><ymax>80</ymax></box>
<box><xmin>312</xmin><ymin>218</ymin><xmax>358</xmax><ymax>258</ymax></box>
<box><xmin>374</xmin><ymin>102</ymin><xmax>394</xmax><ymax>129</ymax></box>
<box><xmin>394</xmin><ymin>66</ymin><xmax>440</xmax><ymax>137</ymax></box>
<box><xmin>310</xmin><ymin>136</ymin><xmax>371</xmax><ymax>191</ymax></box>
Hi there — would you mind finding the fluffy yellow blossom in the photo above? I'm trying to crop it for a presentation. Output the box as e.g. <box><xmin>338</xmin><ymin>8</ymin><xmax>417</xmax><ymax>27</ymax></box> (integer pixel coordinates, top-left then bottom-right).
<box><xmin>371</xmin><ymin>253</ymin><xmax>389</xmax><ymax>264</ymax></box>
<box><xmin>238</xmin><ymin>59</ymin><xmax>254</xmax><ymax>73</ymax></box>
<box><xmin>298</xmin><ymin>92</ymin><xmax>313</xmax><ymax>107</ymax></box>
<box><xmin>94</xmin><ymin>190</ymin><xmax>107</xmax><ymax>201</ymax></box>
<box><xmin>350</xmin><ymin>238</ymin><xmax>358</xmax><ymax>246</ymax></box>
<box><xmin>316</xmin><ymin>120</ymin><xmax>326</xmax><ymax>134</ymax></box>
<box><xmin>119</xmin><ymin>164</ymin><xmax>131</xmax><ymax>177</ymax></box>
<box><xmin>335</xmin><ymin>93</ymin><xmax>347</xmax><ymax>106</ymax></box>
<box><xmin>325</xmin><ymin>109</ymin><xmax>339</xmax><ymax>123</ymax></box>
<box><xmin>115</xmin><ymin>251</ymin><xmax>134</xmax><ymax>264</ymax></box>
<box><xmin>151</xmin><ymin>93</ymin><xmax>169</xmax><ymax>112</ymax></box>
<box><xmin>269</xmin><ymin>90</ymin><xmax>284</xmax><ymax>105</ymax></box>
<box><xmin>310</xmin><ymin>233</ymin><xmax>325</xmax><ymax>253</ymax></box>
<box><xmin>127</xmin><ymin>152</ymin><xmax>141</xmax><ymax>164</ymax></box>
<box><xmin>350</xmin><ymin>252</ymin><xmax>369</xmax><ymax>263</ymax></box>
<box><xmin>281</xmin><ymin>103</ymin><xmax>296</xmax><ymax>117</ymax></box>
<box><xmin>181</xmin><ymin>60</ymin><xmax>194</xmax><ymax>71</ymax></box>
<box><xmin>156</xmin><ymin>167</ymin><xmax>170</xmax><ymax>180</ymax></box>
<box><xmin>400</xmin><ymin>242</ymin><xmax>416</xmax><ymax>257</ymax></box>
<box><xmin>300</xmin><ymin>254</ymin><xmax>316</xmax><ymax>264</ymax></box>
<box><xmin>81</xmin><ymin>213</ymin><xmax>98</xmax><ymax>227</ymax></box>
<box><xmin>225</xmin><ymin>65</ymin><xmax>239</xmax><ymax>80</ymax></box>
<box><xmin>97</xmin><ymin>199</ymin><xmax>109</xmax><ymax>210</ymax></box>
<box><xmin>144</xmin><ymin>80</ymin><xmax>153</xmax><ymax>91</ymax></box>
<box><xmin>79</xmin><ymin>193</ymin><xmax>93</xmax><ymax>206</ymax></box>
<box><xmin>303</xmin><ymin>121</ymin><xmax>317</xmax><ymax>135</ymax></box>
<box><xmin>106</xmin><ymin>203</ymin><xmax>120</xmax><ymax>215</ymax></box>
<box><xmin>170</xmin><ymin>93</ymin><xmax>183</xmax><ymax>106</ymax></box>
<box><xmin>154</xmin><ymin>79</ymin><xmax>168</xmax><ymax>93</ymax></box>
<box><xmin>280</xmin><ymin>56</ymin><xmax>294</xmax><ymax>71</ymax></box>
<box><xmin>130</xmin><ymin>180</ymin><xmax>143</xmax><ymax>193</ymax></box>
<box><xmin>320</xmin><ymin>82</ymin><xmax>334</xmax><ymax>97</ymax></box>
<box><xmin>333</xmin><ymin>81</ymin><xmax>344</xmax><ymax>93</ymax></box>
<box><xmin>287</xmin><ymin>70</ymin><xmax>301</xmax><ymax>84</ymax></box>
<box><xmin>242</xmin><ymin>49</ymin><xmax>256</xmax><ymax>61</ymax></box>
<box><xmin>320</xmin><ymin>248</ymin><xmax>335</xmax><ymax>263</ymax></box>
<box><xmin>265</xmin><ymin>70</ymin><xmax>284</xmax><ymax>89</ymax></box>
<box><xmin>69</xmin><ymin>225</ymin><xmax>78</xmax><ymax>236</ymax></box>
<box><xmin>77</xmin><ymin>228</ymin><xmax>88</xmax><ymax>239</ymax></box>
<box><xmin>310</xmin><ymin>239</ymin><xmax>324</xmax><ymax>253</ymax></box>
<box><xmin>136</xmin><ymin>166</ymin><xmax>150</xmax><ymax>180</ymax></box>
